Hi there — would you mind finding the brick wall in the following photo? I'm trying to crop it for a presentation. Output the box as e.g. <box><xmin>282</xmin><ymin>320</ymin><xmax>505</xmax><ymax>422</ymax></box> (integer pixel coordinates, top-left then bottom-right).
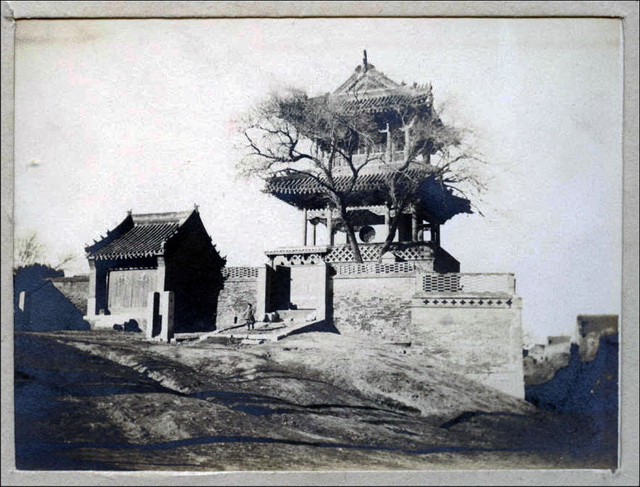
<box><xmin>332</xmin><ymin>270</ymin><xmax>525</xmax><ymax>398</ymax></box>
<box><xmin>332</xmin><ymin>274</ymin><xmax>415</xmax><ymax>341</ymax></box>
<box><xmin>411</xmin><ymin>298</ymin><xmax>524</xmax><ymax>398</ymax></box>
<box><xmin>216</xmin><ymin>277</ymin><xmax>258</xmax><ymax>328</ymax></box>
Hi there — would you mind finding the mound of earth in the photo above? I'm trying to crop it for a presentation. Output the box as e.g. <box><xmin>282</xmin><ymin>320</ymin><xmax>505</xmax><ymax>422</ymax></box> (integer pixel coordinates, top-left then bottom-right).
<box><xmin>15</xmin><ymin>330</ymin><xmax>615</xmax><ymax>471</ymax></box>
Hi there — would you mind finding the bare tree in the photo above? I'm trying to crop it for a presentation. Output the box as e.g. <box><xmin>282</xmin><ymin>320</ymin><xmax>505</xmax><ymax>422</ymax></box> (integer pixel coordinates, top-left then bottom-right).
<box><xmin>240</xmin><ymin>88</ymin><xmax>381</xmax><ymax>262</ymax></box>
<box><xmin>375</xmin><ymin>102</ymin><xmax>485</xmax><ymax>258</ymax></box>
<box><xmin>52</xmin><ymin>251</ymin><xmax>78</xmax><ymax>272</ymax></box>
<box><xmin>14</xmin><ymin>230</ymin><xmax>47</xmax><ymax>269</ymax></box>
<box><xmin>14</xmin><ymin>230</ymin><xmax>78</xmax><ymax>272</ymax></box>
<box><xmin>240</xmin><ymin>87</ymin><xmax>484</xmax><ymax>263</ymax></box>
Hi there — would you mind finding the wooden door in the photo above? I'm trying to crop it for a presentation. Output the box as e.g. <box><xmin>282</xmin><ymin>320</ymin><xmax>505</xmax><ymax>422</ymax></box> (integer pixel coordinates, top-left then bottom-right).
<box><xmin>108</xmin><ymin>269</ymin><xmax>157</xmax><ymax>310</ymax></box>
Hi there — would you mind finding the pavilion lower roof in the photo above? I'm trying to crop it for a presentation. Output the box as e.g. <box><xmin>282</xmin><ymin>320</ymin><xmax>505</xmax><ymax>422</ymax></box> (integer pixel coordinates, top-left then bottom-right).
<box><xmin>264</xmin><ymin>169</ymin><xmax>472</xmax><ymax>223</ymax></box>
<box><xmin>265</xmin><ymin>168</ymin><xmax>431</xmax><ymax>196</ymax></box>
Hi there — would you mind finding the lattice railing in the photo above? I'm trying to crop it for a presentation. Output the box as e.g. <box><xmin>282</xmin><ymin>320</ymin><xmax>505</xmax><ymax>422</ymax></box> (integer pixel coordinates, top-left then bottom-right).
<box><xmin>222</xmin><ymin>267</ymin><xmax>259</xmax><ymax>279</ymax></box>
<box><xmin>325</xmin><ymin>243</ymin><xmax>433</xmax><ymax>263</ymax></box>
<box><xmin>326</xmin><ymin>245</ymin><xmax>380</xmax><ymax>262</ymax></box>
<box><xmin>332</xmin><ymin>262</ymin><xmax>416</xmax><ymax>276</ymax></box>
<box><xmin>420</xmin><ymin>273</ymin><xmax>515</xmax><ymax>294</ymax></box>
<box><xmin>265</xmin><ymin>243</ymin><xmax>434</xmax><ymax>266</ymax></box>
<box><xmin>395</xmin><ymin>245</ymin><xmax>433</xmax><ymax>261</ymax></box>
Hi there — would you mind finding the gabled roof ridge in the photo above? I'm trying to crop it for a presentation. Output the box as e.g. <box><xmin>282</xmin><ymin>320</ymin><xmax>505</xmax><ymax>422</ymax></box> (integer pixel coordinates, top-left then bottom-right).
<box><xmin>132</xmin><ymin>209</ymin><xmax>193</xmax><ymax>226</ymax></box>
<box><xmin>332</xmin><ymin>64</ymin><xmax>402</xmax><ymax>96</ymax></box>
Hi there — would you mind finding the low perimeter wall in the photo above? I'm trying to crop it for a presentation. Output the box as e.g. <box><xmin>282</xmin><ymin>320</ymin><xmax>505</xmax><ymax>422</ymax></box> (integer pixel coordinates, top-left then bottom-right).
<box><xmin>50</xmin><ymin>275</ymin><xmax>89</xmax><ymax>315</ymax></box>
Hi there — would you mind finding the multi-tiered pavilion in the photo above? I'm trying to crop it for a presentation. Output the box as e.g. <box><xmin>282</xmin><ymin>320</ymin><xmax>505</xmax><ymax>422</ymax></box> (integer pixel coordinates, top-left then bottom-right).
<box><xmin>262</xmin><ymin>56</ymin><xmax>470</xmax><ymax>274</ymax></box>
<box><xmin>217</xmin><ymin>56</ymin><xmax>524</xmax><ymax>398</ymax></box>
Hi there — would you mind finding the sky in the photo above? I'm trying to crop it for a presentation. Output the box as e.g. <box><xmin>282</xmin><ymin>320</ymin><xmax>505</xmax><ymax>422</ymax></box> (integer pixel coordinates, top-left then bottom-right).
<box><xmin>14</xmin><ymin>18</ymin><xmax>622</xmax><ymax>343</ymax></box>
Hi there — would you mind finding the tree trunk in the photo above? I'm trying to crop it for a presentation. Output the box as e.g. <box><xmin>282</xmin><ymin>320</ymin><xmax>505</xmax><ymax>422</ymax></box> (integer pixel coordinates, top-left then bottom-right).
<box><xmin>378</xmin><ymin>212</ymin><xmax>402</xmax><ymax>262</ymax></box>
<box><xmin>339</xmin><ymin>207</ymin><xmax>364</xmax><ymax>263</ymax></box>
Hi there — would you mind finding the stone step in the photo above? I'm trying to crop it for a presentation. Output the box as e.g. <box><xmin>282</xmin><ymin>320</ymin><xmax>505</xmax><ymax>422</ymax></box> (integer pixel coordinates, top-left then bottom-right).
<box><xmin>198</xmin><ymin>309</ymin><xmax>318</xmax><ymax>344</ymax></box>
<box><xmin>200</xmin><ymin>313</ymin><xmax>323</xmax><ymax>344</ymax></box>
<box><xmin>272</xmin><ymin>308</ymin><xmax>317</xmax><ymax>322</ymax></box>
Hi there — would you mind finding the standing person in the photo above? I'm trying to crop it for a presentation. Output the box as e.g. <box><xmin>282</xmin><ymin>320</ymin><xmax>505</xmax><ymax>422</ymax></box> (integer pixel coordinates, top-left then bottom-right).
<box><xmin>242</xmin><ymin>303</ymin><xmax>255</xmax><ymax>330</ymax></box>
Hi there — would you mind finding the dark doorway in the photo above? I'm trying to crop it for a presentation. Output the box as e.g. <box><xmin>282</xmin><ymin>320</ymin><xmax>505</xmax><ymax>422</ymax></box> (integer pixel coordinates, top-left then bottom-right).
<box><xmin>273</xmin><ymin>266</ymin><xmax>291</xmax><ymax>310</ymax></box>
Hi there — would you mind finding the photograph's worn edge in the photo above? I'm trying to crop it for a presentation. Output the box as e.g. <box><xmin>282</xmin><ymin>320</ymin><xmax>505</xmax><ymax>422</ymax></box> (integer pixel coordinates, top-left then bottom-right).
<box><xmin>3</xmin><ymin>0</ymin><xmax>639</xmax><ymax>19</ymax></box>
<box><xmin>1</xmin><ymin>2</ymin><xmax>638</xmax><ymax>486</ymax></box>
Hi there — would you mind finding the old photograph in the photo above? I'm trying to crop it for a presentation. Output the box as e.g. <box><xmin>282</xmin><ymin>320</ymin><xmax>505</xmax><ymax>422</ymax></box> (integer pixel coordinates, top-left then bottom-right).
<box><xmin>9</xmin><ymin>16</ymin><xmax>623</xmax><ymax>474</ymax></box>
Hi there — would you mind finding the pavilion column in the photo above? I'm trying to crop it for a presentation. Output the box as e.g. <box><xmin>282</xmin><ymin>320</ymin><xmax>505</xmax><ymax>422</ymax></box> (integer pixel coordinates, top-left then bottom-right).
<box><xmin>411</xmin><ymin>208</ymin><xmax>419</xmax><ymax>242</ymax></box>
<box><xmin>431</xmin><ymin>224</ymin><xmax>441</xmax><ymax>247</ymax></box>
<box><xmin>385</xmin><ymin>206</ymin><xmax>391</xmax><ymax>241</ymax></box>
<box><xmin>302</xmin><ymin>209</ymin><xmax>308</xmax><ymax>246</ymax></box>
<box><xmin>385</xmin><ymin>125</ymin><xmax>392</xmax><ymax>160</ymax></box>
<box><xmin>312</xmin><ymin>221</ymin><xmax>317</xmax><ymax>246</ymax></box>
<box><xmin>326</xmin><ymin>207</ymin><xmax>334</xmax><ymax>246</ymax></box>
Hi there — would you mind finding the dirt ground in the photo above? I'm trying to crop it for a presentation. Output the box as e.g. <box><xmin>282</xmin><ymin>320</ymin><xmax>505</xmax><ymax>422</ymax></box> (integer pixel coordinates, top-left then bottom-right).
<box><xmin>13</xmin><ymin>330</ymin><xmax>617</xmax><ymax>471</ymax></box>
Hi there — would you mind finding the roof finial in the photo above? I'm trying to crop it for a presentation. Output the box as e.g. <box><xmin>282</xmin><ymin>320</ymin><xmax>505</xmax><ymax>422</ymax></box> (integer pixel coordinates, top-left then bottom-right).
<box><xmin>193</xmin><ymin>203</ymin><xmax>199</xmax><ymax>212</ymax></box>
<box><xmin>363</xmin><ymin>49</ymin><xmax>368</xmax><ymax>72</ymax></box>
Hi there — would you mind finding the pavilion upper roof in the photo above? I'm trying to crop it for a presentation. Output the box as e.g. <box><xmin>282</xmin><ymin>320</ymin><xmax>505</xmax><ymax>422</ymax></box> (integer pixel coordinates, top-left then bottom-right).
<box><xmin>322</xmin><ymin>59</ymin><xmax>434</xmax><ymax>114</ymax></box>
<box><xmin>86</xmin><ymin>209</ymin><xmax>196</xmax><ymax>260</ymax></box>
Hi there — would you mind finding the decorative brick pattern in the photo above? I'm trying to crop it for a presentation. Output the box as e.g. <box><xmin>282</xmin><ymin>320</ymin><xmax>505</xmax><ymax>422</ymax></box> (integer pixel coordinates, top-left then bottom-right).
<box><xmin>332</xmin><ymin>262</ymin><xmax>416</xmax><ymax>276</ymax></box>
<box><xmin>422</xmin><ymin>297</ymin><xmax>514</xmax><ymax>308</ymax></box>
<box><xmin>273</xmin><ymin>253</ymin><xmax>325</xmax><ymax>266</ymax></box>
<box><xmin>222</xmin><ymin>266</ymin><xmax>259</xmax><ymax>279</ymax></box>
<box><xmin>421</xmin><ymin>273</ymin><xmax>514</xmax><ymax>294</ymax></box>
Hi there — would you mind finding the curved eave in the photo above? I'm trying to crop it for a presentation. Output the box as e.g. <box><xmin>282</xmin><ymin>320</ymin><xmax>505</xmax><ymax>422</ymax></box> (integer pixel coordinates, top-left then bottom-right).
<box><xmin>264</xmin><ymin>176</ymin><xmax>472</xmax><ymax>224</ymax></box>
<box><xmin>336</xmin><ymin>92</ymin><xmax>434</xmax><ymax>114</ymax></box>
<box><xmin>88</xmin><ymin>250</ymin><xmax>164</xmax><ymax>261</ymax></box>
<box><xmin>265</xmin><ymin>187</ymin><xmax>389</xmax><ymax>211</ymax></box>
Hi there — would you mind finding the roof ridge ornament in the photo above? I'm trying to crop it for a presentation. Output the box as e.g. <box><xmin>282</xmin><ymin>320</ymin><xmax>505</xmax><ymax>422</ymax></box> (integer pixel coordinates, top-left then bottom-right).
<box><xmin>363</xmin><ymin>49</ymin><xmax>368</xmax><ymax>73</ymax></box>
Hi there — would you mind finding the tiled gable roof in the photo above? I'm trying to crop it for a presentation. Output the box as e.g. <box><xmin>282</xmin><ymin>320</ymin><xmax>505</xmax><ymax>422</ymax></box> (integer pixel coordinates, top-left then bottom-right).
<box><xmin>86</xmin><ymin>210</ymin><xmax>194</xmax><ymax>260</ymax></box>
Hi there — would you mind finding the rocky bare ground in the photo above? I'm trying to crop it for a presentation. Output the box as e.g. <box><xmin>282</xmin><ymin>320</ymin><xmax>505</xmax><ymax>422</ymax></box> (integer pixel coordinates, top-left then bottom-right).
<box><xmin>13</xmin><ymin>330</ymin><xmax>617</xmax><ymax>471</ymax></box>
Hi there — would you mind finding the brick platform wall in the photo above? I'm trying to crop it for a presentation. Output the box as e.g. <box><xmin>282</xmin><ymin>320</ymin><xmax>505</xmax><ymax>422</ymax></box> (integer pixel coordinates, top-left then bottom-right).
<box><xmin>332</xmin><ymin>274</ymin><xmax>415</xmax><ymax>341</ymax></box>
<box><xmin>411</xmin><ymin>297</ymin><xmax>524</xmax><ymax>398</ymax></box>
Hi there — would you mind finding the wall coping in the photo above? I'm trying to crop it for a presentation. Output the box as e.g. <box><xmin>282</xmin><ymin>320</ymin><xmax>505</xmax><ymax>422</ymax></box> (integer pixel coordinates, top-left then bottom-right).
<box><xmin>332</xmin><ymin>273</ymin><xmax>416</xmax><ymax>280</ymax></box>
